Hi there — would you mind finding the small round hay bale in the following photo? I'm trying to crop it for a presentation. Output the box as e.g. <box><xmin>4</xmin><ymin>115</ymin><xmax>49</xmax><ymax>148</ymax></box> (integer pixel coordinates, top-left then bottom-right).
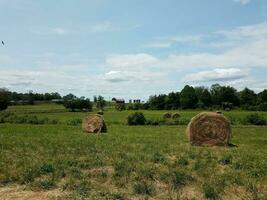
<box><xmin>97</xmin><ymin>110</ymin><xmax>104</xmax><ymax>115</ymax></box>
<box><xmin>186</xmin><ymin>112</ymin><xmax>231</xmax><ymax>146</ymax></box>
<box><xmin>163</xmin><ymin>112</ymin><xmax>172</xmax><ymax>119</ymax></box>
<box><xmin>172</xmin><ymin>112</ymin><xmax>181</xmax><ymax>119</ymax></box>
<box><xmin>82</xmin><ymin>114</ymin><xmax>107</xmax><ymax>133</ymax></box>
<box><xmin>216</xmin><ymin>111</ymin><xmax>222</xmax><ymax>114</ymax></box>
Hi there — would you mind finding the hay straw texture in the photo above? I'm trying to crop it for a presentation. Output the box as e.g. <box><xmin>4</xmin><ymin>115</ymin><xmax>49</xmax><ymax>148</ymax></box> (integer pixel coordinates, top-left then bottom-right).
<box><xmin>186</xmin><ymin>112</ymin><xmax>231</xmax><ymax>146</ymax></box>
<box><xmin>82</xmin><ymin>114</ymin><xmax>107</xmax><ymax>133</ymax></box>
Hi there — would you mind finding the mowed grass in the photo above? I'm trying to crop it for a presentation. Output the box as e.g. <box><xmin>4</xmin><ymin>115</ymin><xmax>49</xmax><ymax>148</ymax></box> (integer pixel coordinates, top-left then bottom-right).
<box><xmin>0</xmin><ymin>104</ymin><xmax>266</xmax><ymax>199</ymax></box>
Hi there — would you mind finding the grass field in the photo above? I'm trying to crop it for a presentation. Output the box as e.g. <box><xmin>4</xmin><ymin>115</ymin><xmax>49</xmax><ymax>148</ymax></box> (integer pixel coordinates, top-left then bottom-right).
<box><xmin>0</xmin><ymin>104</ymin><xmax>266</xmax><ymax>199</ymax></box>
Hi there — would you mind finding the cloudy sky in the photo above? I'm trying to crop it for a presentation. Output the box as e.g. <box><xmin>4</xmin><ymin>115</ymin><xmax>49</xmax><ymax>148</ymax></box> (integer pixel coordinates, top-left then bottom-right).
<box><xmin>0</xmin><ymin>0</ymin><xmax>267</xmax><ymax>100</ymax></box>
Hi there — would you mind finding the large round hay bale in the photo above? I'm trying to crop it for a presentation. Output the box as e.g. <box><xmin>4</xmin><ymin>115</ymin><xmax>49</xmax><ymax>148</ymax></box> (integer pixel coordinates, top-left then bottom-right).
<box><xmin>186</xmin><ymin>112</ymin><xmax>231</xmax><ymax>146</ymax></box>
<box><xmin>82</xmin><ymin>114</ymin><xmax>107</xmax><ymax>133</ymax></box>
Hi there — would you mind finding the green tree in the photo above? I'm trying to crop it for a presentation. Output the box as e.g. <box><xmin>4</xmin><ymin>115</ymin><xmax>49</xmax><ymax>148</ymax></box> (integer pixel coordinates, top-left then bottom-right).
<box><xmin>96</xmin><ymin>95</ymin><xmax>106</xmax><ymax>110</ymax></box>
<box><xmin>165</xmin><ymin>92</ymin><xmax>180</xmax><ymax>110</ymax></box>
<box><xmin>210</xmin><ymin>84</ymin><xmax>222</xmax><ymax>106</ymax></box>
<box><xmin>0</xmin><ymin>88</ymin><xmax>9</xmax><ymax>111</ymax></box>
<box><xmin>239</xmin><ymin>87</ymin><xmax>257</xmax><ymax>106</ymax></box>
<box><xmin>258</xmin><ymin>89</ymin><xmax>267</xmax><ymax>103</ymax></box>
<box><xmin>180</xmin><ymin>85</ymin><xmax>198</xmax><ymax>109</ymax></box>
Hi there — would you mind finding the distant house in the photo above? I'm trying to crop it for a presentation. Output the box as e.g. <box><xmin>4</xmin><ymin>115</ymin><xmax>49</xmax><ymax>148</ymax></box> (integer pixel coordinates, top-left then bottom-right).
<box><xmin>112</xmin><ymin>98</ymin><xmax>125</xmax><ymax>104</ymax></box>
<box><xmin>133</xmin><ymin>99</ymin><xmax>141</xmax><ymax>103</ymax></box>
<box><xmin>51</xmin><ymin>99</ymin><xmax>64</xmax><ymax>103</ymax></box>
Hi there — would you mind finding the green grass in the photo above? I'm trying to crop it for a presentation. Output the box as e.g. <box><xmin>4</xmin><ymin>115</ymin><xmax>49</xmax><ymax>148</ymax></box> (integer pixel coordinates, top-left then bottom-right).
<box><xmin>0</xmin><ymin>104</ymin><xmax>266</xmax><ymax>199</ymax></box>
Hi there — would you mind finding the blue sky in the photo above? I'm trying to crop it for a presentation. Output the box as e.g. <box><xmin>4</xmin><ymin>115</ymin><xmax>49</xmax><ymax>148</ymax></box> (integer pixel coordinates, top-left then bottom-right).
<box><xmin>0</xmin><ymin>0</ymin><xmax>267</xmax><ymax>100</ymax></box>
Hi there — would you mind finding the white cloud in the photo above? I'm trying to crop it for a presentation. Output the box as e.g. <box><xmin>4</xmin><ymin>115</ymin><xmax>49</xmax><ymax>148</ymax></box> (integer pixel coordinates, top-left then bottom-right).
<box><xmin>51</xmin><ymin>27</ymin><xmax>66</xmax><ymax>35</ymax></box>
<box><xmin>106</xmin><ymin>53</ymin><xmax>159</xmax><ymax>69</ymax></box>
<box><xmin>183</xmin><ymin>68</ymin><xmax>249</xmax><ymax>82</ymax></box>
<box><xmin>31</xmin><ymin>27</ymin><xmax>69</xmax><ymax>35</ymax></box>
<box><xmin>89</xmin><ymin>21</ymin><xmax>113</xmax><ymax>33</ymax></box>
<box><xmin>144</xmin><ymin>35</ymin><xmax>203</xmax><ymax>49</ymax></box>
<box><xmin>88</xmin><ymin>21</ymin><xmax>140</xmax><ymax>33</ymax></box>
<box><xmin>233</xmin><ymin>0</ymin><xmax>251</xmax><ymax>5</ymax></box>
<box><xmin>143</xmin><ymin>42</ymin><xmax>172</xmax><ymax>49</ymax></box>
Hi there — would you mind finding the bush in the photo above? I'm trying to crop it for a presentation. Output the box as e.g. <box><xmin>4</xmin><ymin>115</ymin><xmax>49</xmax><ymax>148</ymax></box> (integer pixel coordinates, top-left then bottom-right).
<box><xmin>258</xmin><ymin>103</ymin><xmax>267</xmax><ymax>111</ymax></box>
<box><xmin>63</xmin><ymin>98</ymin><xmax>92</xmax><ymax>112</ymax></box>
<box><xmin>0</xmin><ymin>89</ymin><xmax>9</xmax><ymax>111</ymax></box>
<box><xmin>242</xmin><ymin>113</ymin><xmax>266</xmax><ymax>125</ymax></box>
<box><xmin>115</xmin><ymin>103</ymin><xmax>126</xmax><ymax>111</ymax></box>
<box><xmin>133</xmin><ymin>180</ymin><xmax>155</xmax><ymax>196</ymax></box>
<box><xmin>127</xmin><ymin>112</ymin><xmax>146</xmax><ymax>125</ymax></box>
<box><xmin>202</xmin><ymin>183</ymin><xmax>219</xmax><ymax>200</ymax></box>
<box><xmin>170</xmin><ymin>171</ymin><xmax>193</xmax><ymax>189</ymax></box>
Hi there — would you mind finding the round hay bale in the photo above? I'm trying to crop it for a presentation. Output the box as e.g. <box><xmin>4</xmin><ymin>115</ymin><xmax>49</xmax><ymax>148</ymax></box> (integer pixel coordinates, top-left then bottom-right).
<box><xmin>186</xmin><ymin>112</ymin><xmax>231</xmax><ymax>146</ymax></box>
<box><xmin>82</xmin><ymin>114</ymin><xmax>107</xmax><ymax>133</ymax></box>
<box><xmin>163</xmin><ymin>112</ymin><xmax>172</xmax><ymax>119</ymax></box>
<box><xmin>216</xmin><ymin>111</ymin><xmax>222</xmax><ymax>114</ymax></box>
<box><xmin>172</xmin><ymin>112</ymin><xmax>181</xmax><ymax>119</ymax></box>
<box><xmin>97</xmin><ymin>110</ymin><xmax>104</xmax><ymax>115</ymax></box>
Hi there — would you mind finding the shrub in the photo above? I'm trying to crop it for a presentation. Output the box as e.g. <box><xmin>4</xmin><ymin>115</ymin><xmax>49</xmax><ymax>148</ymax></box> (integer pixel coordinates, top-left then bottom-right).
<box><xmin>242</xmin><ymin>113</ymin><xmax>266</xmax><ymax>125</ymax></box>
<box><xmin>63</xmin><ymin>98</ymin><xmax>92</xmax><ymax>112</ymax></box>
<box><xmin>127</xmin><ymin>112</ymin><xmax>146</xmax><ymax>125</ymax></box>
<box><xmin>202</xmin><ymin>183</ymin><xmax>219</xmax><ymax>200</ymax></box>
<box><xmin>170</xmin><ymin>171</ymin><xmax>193</xmax><ymax>189</ymax></box>
<box><xmin>258</xmin><ymin>103</ymin><xmax>267</xmax><ymax>111</ymax></box>
<box><xmin>115</xmin><ymin>103</ymin><xmax>126</xmax><ymax>111</ymax></box>
<box><xmin>133</xmin><ymin>180</ymin><xmax>155</xmax><ymax>196</ymax></box>
<box><xmin>175</xmin><ymin>157</ymin><xmax>189</xmax><ymax>166</ymax></box>
<box><xmin>0</xmin><ymin>89</ymin><xmax>9</xmax><ymax>111</ymax></box>
<box><xmin>151</xmin><ymin>152</ymin><xmax>166</xmax><ymax>164</ymax></box>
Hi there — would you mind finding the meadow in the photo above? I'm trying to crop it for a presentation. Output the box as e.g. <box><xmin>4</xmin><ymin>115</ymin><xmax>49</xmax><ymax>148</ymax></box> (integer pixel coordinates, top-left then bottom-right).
<box><xmin>0</xmin><ymin>104</ymin><xmax>266</xmax><ymax>199</ymax></box>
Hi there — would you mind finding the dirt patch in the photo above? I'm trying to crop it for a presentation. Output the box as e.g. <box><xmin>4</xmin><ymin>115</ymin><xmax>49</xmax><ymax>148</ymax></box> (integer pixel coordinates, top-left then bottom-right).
<box><xmin>0</xmin><ymin>185</ymin><xmax>66</xmax><ymax>200</ymax></box>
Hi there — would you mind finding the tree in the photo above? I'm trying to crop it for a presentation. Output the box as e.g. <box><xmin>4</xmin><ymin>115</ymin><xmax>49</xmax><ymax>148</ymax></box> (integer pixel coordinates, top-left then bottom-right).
<box><xmin>200</xmin><ymin>88</ymin><xmax>212</xmax><ymax>108</ymax></box>
<box><xmin>258</xmin><ymin>89</ymin><xmax>267</xmax><ymax>103</ymax></box>
<box><xmin>239</xmin><ymin>88</ymin><xmax>257</xmax><ymax>107</ymax></box>
<box><xmin>148</xmin><ymin>94</ymin><xmax>167</xmax><ymax>110</ymax></box>
<box><xmin>210</xmin><ymin>84</ymin><xmax>222</xmax><ymax>106</ymax></box>
<box><xmin>0</xmin><ymin>88</ymin><xmax>9</xmax><ymax>111</ymax></box>
<box><xmin>219</xmin><ymin>86</ymin><xmax>240</xmax><ymax>107</ymax></box>
<box><xmin>63</xmin><ymin>93</ymin><xmax>77</xmax><ymax>101</ymax></box>
<box><xmin>180</xmin><ymin>85</ymin><xmax>198</xmax><ymax>109</ymax></box>
<box><xmin>195</xmin><ymin>87</ymin><xmax>212</xmax><ymax>108</ymax></box>
<box><xmin>210</xmin><ymin>84</ymin><xmax>239</xmax><ymax>107</ymax></box>
<box><xmin>96</xmin><ymin>96</ymin><xmax>106</xmax><ymax>110</ymax></box>
<box><xmin>63</xmin><ymin>98</ymin><xmax>92</xmax><ymax>112</ymax></box>
<box><xmin>165</xmin><ymin>92</ymin><xmax>180</xmax><ymax>110</ymax></box>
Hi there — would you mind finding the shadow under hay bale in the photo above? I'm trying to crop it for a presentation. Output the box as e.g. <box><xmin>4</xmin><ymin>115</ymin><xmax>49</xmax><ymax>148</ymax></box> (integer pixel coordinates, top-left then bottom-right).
<box><xmin>186</xmin><ymin>112</ymin><xmax>231</xmax><ymax>147</ymax></box>
<box><xmin>82</xmin><ymin>114</ymin><xmax>107</xmax><ymax>133</ymax></box>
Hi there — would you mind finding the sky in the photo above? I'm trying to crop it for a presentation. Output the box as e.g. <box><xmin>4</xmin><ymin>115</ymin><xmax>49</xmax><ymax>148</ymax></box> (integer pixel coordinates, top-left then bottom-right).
<box><xmin>0</xmin><ymin>0</ymin><xmax>267</xmax><ymax>100</ymax></box>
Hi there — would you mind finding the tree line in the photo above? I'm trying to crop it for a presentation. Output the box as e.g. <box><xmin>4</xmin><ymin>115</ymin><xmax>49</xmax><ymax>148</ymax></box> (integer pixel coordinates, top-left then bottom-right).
<box><xmin>145</xmin><ymin>84</ymin><xmax>267</xmax><ymax>111</ymax></box>
<box><xmin>1</xmin><ymin>84</ymin><xmax>267</xmax><ymax>111</ymax></box>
